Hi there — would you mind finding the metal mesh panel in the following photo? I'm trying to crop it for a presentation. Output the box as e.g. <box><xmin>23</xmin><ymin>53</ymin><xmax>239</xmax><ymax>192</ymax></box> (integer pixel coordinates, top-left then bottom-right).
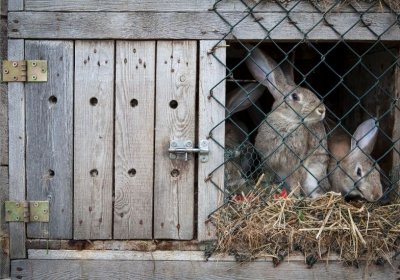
<box><xmin>205</xmin><ymin>1</ymin><xmax>400</xmax><ymax>211</ymax></box>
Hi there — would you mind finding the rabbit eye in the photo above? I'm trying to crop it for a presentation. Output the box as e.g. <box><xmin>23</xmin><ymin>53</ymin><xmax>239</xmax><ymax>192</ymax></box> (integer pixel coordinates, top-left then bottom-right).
<box><xmin>291</xmin><ymin>93</ymin><xmax>299</xmax><ymax>101</ymax></box>
<box><xmin>356</xmin><ymin>167</ymin><xmax>362</xmax><ymax>177</ymax></box>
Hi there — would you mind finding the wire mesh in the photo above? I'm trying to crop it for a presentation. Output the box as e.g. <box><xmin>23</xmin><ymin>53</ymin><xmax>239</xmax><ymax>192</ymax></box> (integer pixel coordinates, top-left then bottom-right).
<box><xmin>206</xmin><ymin>0</ymin><xmax>400</xmax><ymax>213</ymax></box>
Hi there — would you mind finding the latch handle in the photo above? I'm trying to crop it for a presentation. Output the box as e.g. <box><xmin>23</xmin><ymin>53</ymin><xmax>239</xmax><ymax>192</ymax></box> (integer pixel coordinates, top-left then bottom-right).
<box><xmin>169</xmin><ymin>140</ymin><xmax>209</xmax><ymax>162</ymax></box>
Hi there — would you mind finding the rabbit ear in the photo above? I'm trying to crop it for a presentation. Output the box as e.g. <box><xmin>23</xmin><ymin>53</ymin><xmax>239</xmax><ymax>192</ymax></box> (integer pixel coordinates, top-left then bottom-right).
<box><xmin>351</xmin><ymin>118</ymin><xmax>378</xmax><ymax>154</ymax></box>
<box><xmin>246</xmin><ymin>47</ymin><xmax>287</xmax><ymax>100</ymax></box>
<box><xmin>280</xmin><ymin>52</ymin><xmax>296</xmax><ymax>87</ymax></box>
<box><xmin>226</xmin><ymin>83</ymin><xmax>264</xmax><ymax>114</ymax></box>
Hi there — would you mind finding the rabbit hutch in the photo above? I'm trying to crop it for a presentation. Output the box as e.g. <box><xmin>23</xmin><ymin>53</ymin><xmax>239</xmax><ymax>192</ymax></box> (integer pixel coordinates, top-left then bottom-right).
<box><xmin>0</xmin><ymin>0</ymin><xmax>400</xmax><ymax>279</ymax></box>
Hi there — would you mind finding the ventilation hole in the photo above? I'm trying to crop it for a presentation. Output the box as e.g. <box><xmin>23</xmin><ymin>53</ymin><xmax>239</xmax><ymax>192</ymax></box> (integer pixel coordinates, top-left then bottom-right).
<box><xmin>128</xmin><ymin>168</ymin><xmax>136</xmax><ymax>177</ymax></box>
<box><xmin>90</xmin><ymin>169</ymin><xmax>98</xmax><ymax>177</ymax></box>
<box><xmin>171</xmin><ymin>169</ymin><xmax>180</xmax><ymax>177</ymax></box>
<box><xmin>90</xmin><ymin>97</ymin><xmax>98</xmax><ymax>106</ymax></box>
<box><xmin>48</xmin><ymin>95</ymin><xmax>57</xmax><ymax>104</ymax></box>
<box><xmin>169</xmin><ymin>100</ymin><xmax>178</xmax><ymax>109</ymax></box>
<box><xmin>48</xmin><ymin>169</ymin><xmax>55</xmax><ymax>177</ymax></box>
<box><xmin>130</xmin><ymin>99</ymin><xmax>138</xmax><ymax>108</ymax></box>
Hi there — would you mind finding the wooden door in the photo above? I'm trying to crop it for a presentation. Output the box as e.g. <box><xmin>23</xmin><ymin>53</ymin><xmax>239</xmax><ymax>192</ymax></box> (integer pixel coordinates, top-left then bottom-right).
<box><xmin>12</xmin><ymin>39</ymin><xmax>223</xmax><ymax>243</ymax></box>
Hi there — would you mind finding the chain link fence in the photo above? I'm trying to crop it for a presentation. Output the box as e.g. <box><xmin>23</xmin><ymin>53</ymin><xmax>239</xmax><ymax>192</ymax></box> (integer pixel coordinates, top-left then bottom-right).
<box><xmin>206</xmin><ymin>0</ymin><xmax>400</xmax><ymax>209</ymax></box>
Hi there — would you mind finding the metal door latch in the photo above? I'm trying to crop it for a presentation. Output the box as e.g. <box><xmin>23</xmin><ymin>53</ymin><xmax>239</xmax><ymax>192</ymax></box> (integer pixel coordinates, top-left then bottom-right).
<box><xmin>5</xmin><ymin>201</ymin><xmax>49</xmax><ymax>222</ymax></box>
<box><xmin>2</xmin><ymin>60</ymin><xmax>48</xmax><ymax>82</ymax></box>
<box><xmin>169</xmin><ymin>140</ymin><xmax>209</xmax><ymax>162</ymax></box>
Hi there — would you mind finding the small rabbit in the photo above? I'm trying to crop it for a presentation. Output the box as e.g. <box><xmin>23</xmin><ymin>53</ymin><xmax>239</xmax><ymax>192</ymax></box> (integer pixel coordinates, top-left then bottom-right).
<box><xmin>328</xmin><ymin>119</ymin><xmax>383</xmax><ymax>202</ymax></box>
<box><xmin>224</xmin><ymin>83</ymin><xmax>264</xmax><ymax>195</ymax></box>
<box><xmin>245</xmin><ymin>46</ymin><xmax>330</xmax><ymax>197</ymax></box>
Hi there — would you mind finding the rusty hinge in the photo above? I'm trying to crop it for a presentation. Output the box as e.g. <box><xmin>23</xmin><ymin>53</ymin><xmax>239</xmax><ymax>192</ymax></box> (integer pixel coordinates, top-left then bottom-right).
<box><xmin>4</xmin><ymin>201</ymin><xmax>49</xmax><ymax>222</ymax></box>
<box><xmin>2</xmin><ymin>60</ymin><xmax>48</xmax><ymax>82</ymax></box>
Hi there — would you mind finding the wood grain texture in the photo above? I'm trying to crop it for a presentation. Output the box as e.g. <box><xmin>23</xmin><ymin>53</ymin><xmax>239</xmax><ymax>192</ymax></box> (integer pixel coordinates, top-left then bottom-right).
<box><xmin>8</xmin><ymin>11</ymin><xmax>400</xmax><ymax>41</ymax></box>
<box><xmin>0</xmin><ymin>0</ymin><xmax>7</xmax><ymax>16</ymax></box>
<box><xmin>0</xmin><ymin>166</ymin><xmax>9</xmax><ymax>278</ymax></box>
<box><xmin>74</xmin><ymin>41</ymin><xmax>114</xmax><ymax>240</ymax></box>
<box><xmin>0</xmin><ymin>17</ymin><xmax>8</xmax><ymax>166</ymax></box>
<box><xmin>25</xmin><ymin>41</ymin><xmax>73</xmax><ymax>239</ymax></box>
<box><xmin>12</xmin><ymin>258</ymin><xmax>400</xmax><ymax>280</ymax></box>
<box><xmin>7</xmin><ymin>39</ymin><xmax>25</xmax><ymax>259</ymax></box>
<box><xmin>23</xmin><ymin>0</ymin><xmax>391</xmax><ymax>13</ymax></box>
<box><xmin>114</xmin><ymin>41</ymin><xmax>155</xmax><ymax>239</ymax></box>
<box><xmin>154</xmin><ymin>41</ymin><xmax>197</xmax><ymax>240</ymax></box>
<box><xmin>8</xmin><ymin>0</ymin><xmax>22</xmax><ymax>11</ymax></box>
<box><xmin>198</xmin><ymin>41</ymin><xmax>226</xmax><ymax>241</ymax></box>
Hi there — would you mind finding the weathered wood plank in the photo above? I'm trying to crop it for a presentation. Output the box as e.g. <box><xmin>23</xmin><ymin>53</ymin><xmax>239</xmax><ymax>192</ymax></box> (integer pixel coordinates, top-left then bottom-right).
<box><xmin>8</xmin><ymin>0</ymin><xmax>22</xmax><ymax>11</ymax></box>
<box><xmin>0</xmin><ymin>0</ymin><xmax>7</xmax><ymax>16</ymax></box>
<box><xmin>154</xmin><ymin>41</ymin><xmax>197</xmax><ymax>239</ymax></box>
<box><xmin>23</xmin><ymin>0</ymin><xmax>391</xmax><ymax>13</ymax></box>
<box><xmin>26</xmin><ymin>239</ymin><xmax>200</xmax><ymax>251</ymax></box>
<box><xmin>8</xmin><ymin>11</ymin><xmax>400</xmax><ymax>41</ymax></box>
<box><xmin>7</xmin><ymin>39</ymin><xmax>25</xmax><ymax>259</ymax></box>
<box><xmin>114</xmin><ymin>41</ymin><xmax>155</xmax><ymax>239</ymax></box>
<box><xmin>0</xmin><ymin>16</ymin><xmax>8</xmax><ymax>166</ymax></box>
<box><xmin>198</xmin><ymin>41</ymin><xmax>226</xmax><ymax>241</ymax></box>
<box><xmin>0</xmin><ymin>166</ymin><xmax>9</xmax><ymax>278</ymax></box>
<box><xmin>25</xmin><ymin>40</ymin><xmax>73</xmax><ymax>239</ymax></box>
<box><xmin>74</xmin><ymin>41</ymin><xmax>114</xmax><ymax>240</ymax></box>
<box><xmin>12</xmin><ymin>258</ymin><xmax>400</xmax><ymax>280</ymax></box>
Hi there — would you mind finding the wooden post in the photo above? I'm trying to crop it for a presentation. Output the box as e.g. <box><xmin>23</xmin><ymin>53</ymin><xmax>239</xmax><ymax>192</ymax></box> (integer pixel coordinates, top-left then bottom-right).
<box><xmin>198</xmin><ymin>41</ymin><xmax>226</xmax><ymax>241</ymax></box>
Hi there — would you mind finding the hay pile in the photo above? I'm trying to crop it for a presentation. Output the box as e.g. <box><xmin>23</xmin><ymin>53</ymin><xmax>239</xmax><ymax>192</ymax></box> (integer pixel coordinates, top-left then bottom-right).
<box><xmin>210</xmin><ymin>180</ymin><xmax>400</xmax><ymax>267</ymax></box>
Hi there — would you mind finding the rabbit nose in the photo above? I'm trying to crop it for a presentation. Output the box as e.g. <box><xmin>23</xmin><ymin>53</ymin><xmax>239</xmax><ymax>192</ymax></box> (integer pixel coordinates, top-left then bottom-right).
<box><xmin>316</xmin><ymin>107</ymin><xmax>325</xmax><ymax>116</ymax></box>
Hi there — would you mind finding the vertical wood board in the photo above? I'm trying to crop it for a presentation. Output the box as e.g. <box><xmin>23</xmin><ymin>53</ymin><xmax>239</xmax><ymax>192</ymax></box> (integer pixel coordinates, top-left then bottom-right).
<box><xmin>7</xmin><ymin>39</ymin><xmax>26</xmax><ymax>259</ymax></box>
<box><xmin>0</xmin><ymin>166</ymin><xmax>9</xmax><ymax>278</ymax></box>
<box><xmin>74</xmin><ymin>40</ymin><xmax>114</xmax><ymax>239</ymax></box>
<box><xmin>154</xmin><ymin>41</ymin><xmax>197</xmax><ymax>239</ymax></box>
<box><xmin>114</xmin><ymin>41</ymin><xmax>155</xmax><ymax>239</ymax></box>
<box><xmin>25</xmin><ymin>40</ymin><xmax>73</xmax><ymax>239</ymax></box>
<box><xmin>198</xmin><ymin>41</ymin><xmax>226</xmax><ymax>241</ymax></box>
<box><xmin>8</xmin><ymin>0</ymin><xmax>22</xmax><ymax>11</ymax></box>
<box><xmin>0</xmin><ymin>16</ymin><xmax>8</xmax><ymax>166</ymax></box>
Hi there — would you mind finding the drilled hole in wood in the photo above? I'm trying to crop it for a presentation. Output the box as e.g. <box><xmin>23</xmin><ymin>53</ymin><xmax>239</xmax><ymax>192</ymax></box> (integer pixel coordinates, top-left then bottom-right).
<box><xmin>90</xmin><ymin>97</ymin><xmax>98</xmax><ymax>106</ymax></box>
<box><xmin>130</xmin><ymin>99</ymin><xmax>138</xmax><ymax>108</ymax></box>
<box><xmin>48</xmin><ymin>169</ymin><xmax>55</xmax><ymax>177</ymax></box>
<box><xmin>90</xmin><ymin>169</ymin><xmax>98</xmax><ymax>177</ymax></box>
<box><xmin>48</xmin><ymin>95</ymin><xmax>57</xmax><ymax>104</ymax></box>
<box><xmin>171</xmin><ymin>169</ymin><xmax>180</xmax><ymax>178</ymax></box>
<box><xmin>128</xmin><ymin>168</ymin><xmax>136</xmax><ymax>177</ymax></box>
<box><xmin>169</xmin><ymin>100</ymin><xmax>178</xmax><ymax>109</ymax></box>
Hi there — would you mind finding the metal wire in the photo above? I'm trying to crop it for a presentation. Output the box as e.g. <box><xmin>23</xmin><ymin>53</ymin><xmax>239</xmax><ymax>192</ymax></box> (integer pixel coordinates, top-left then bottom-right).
<box><xmin>206</xmin><ymin>0</ymin><xmax>400</xmax><ymax>217</ymax></box>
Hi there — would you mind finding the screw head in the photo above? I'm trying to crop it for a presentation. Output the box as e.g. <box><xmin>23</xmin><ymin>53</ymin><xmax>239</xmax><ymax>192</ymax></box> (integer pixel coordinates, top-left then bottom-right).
<box><xmin>16</xmin><ymin>216</ymin><xmax>20</xmax><ymax>221</ymax></box>
<box><xmin>171</xmin><ymin>141</ymin><xmax>177</xmax><ymax>147</ymax></box>
<box><xmin>41</xmin><ymin>68</ymin><xmax>46</xmax><ymax>73</ymax></box>
<box><xmin>15</xmin><ymin>203</ymin><xmax>20</xmax><ymax>208</ymax></box>
<box><xmin>32</xmin><ymin>75</ymin><xmax>37</xmax><ymax>80</ymax></box>
<box><xmin>12</xmin><ymin>61</ymin><xmax>18</xmax><ymax>67</ymax></box>
<box><xmin>33</xmin><ymin>216</ymin><xmax>39</xmax><ymax>221</ymax></box>
<box><xmin>32</xmin><ymin>62</ymin><xmax>37</xmax><ymax>67</ymax></box>
<box><xmin>33</xmin><ymin>202</ymin><xmax>39</xmax><ymax>207</ymax></box>
<box><xmin>201</xmin><ymin>140</ymin><xmax>208</xmax><ymax>147</ymax></box>
<box><xmin>185</xmin><ymin>141</ymin><xmax>192</xmax><ymax>148</ymax></box>
<box><xmin>4</xmin><ymin>69</ymin><xmax>9</xmax><ymax>74</ymax></box>
<box><xmin>43</xmin><ymin>209</ymin><xmax>48</xmax><ymax>213</ymax></box>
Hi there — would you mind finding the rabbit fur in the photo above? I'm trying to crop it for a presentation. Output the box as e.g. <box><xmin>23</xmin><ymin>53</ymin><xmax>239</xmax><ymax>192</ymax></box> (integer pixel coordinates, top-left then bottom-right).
<box><xmin>245</xmin><ymin>46</ymin><xmax>330</xmax><ymax>197</ymax></box>
<box><xmin>328</xmin><ymin>119</ymin><xmax>383</xmax><ymax>202</ymax></box>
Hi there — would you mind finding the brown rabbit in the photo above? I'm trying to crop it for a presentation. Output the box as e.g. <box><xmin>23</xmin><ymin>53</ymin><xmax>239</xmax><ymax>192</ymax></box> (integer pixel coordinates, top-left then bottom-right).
<box><xmin>245</xmin><ymin>46</ymin><xmax>330</xmax><ymax>197</ymax></box>
<box><xmin>328</xmin><ymin>119</ymin><xmax>383</xmax><ymax>202</ymax></box>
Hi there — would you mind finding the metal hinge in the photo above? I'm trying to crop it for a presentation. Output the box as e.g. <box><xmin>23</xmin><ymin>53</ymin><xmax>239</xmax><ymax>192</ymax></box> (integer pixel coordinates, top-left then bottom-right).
<box><xmin>2</xmin><ymin>60</ymin><xmax>48</xmax><ymax>82</ymax></box>
<box><xmin>169</xmin><ymin>139</ymin><xmax>209</xmax><ymax>162</ymax></box>
<box><xmin>5</xmin><ymin>201</ymin><xmax>49</xmax><ymax>222</ymax></box>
